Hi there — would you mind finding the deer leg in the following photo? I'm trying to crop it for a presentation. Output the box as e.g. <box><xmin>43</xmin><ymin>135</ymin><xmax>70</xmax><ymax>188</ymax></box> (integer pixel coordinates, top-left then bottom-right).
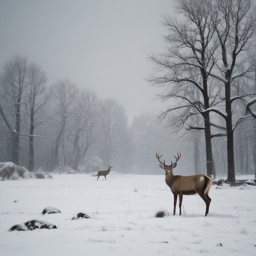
<box><xmin>173</xmin><ymin>193</ymin><xmax>177</xmax><ymax>215</ymax></box>
<box><xmin>105</xmin><ymin>175</ymin><xmax>106</xmax><ymax>180</ymax></box>
<box><xmin>198</xmin><ymin>192</ymin><xmax>210</xmax><ymax>216</ymax></box>
<box><xmin>179</xmin><ymin>192</ymin><xmax>183</xmax><ymax>215</ymax></box>
<box><xmin>205</xmin><ymin>194</ymin><xmax>211</xmax><ymax>216</ymax></box>
<box><xmin>97</xmin><ymin>175</ymin><xmax>99</xmax><ymax>180</ymax></box>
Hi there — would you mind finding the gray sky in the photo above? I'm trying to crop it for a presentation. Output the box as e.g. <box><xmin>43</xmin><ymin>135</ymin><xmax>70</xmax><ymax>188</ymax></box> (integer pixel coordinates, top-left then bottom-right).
<box><xmin>0</xmin><ymin>0</ymin><xmax>175</xmax><ymax>123</ymax></box>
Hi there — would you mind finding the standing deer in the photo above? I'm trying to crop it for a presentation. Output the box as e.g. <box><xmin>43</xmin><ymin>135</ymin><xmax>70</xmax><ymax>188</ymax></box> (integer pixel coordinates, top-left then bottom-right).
<box><xmin>156</xmin><ymin>153</ymin><xmax>212</xmax><ymax>216</ymax></box>
<box><xmin>94</xmin><ymin>166</ymin><xmax>112</xmax><ymax>180</ymax></box>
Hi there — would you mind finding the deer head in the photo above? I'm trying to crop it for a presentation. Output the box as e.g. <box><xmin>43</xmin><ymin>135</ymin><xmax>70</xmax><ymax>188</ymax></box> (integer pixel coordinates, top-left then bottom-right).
<box><xmin>156</xmin><ymin>152</ymin><xmax>181</xmax><ymax>174</ymax></box>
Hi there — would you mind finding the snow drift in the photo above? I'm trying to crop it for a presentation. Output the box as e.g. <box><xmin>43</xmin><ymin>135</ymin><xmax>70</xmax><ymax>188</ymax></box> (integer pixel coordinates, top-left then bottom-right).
<box><xmin>0</xmin><ymin>162</ymin><xmax>52</xmax><ymax>180</ymax></box>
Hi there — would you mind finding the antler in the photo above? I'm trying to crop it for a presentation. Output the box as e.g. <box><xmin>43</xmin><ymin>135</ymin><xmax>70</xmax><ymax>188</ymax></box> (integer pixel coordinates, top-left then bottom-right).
<box><xmin>156</xmin><ymin>153</ymin><xmax>165</xmax><ymax>165</ymax></box>
<box><xmin>173</xmin><ymin>152</ymin><xmax>181</xmax><ymax>164</ymax></box>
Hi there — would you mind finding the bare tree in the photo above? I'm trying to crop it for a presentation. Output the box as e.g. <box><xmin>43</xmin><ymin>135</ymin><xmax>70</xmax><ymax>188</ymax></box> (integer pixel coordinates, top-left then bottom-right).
<box><xmin>25</xmin><ymin>62</ymin><xmax>48</xmax><ymax>171</ymax></box>
<box><xmin>50</xmin><ymin>79</ymin><xmax>78</xmax><ymax>169</ymax></box>
<box><xmin>207</xmin><ymin>0</ymin><xmax>256</xmax><ymax>183</ymax></box>
<box><xmin>149</xmin><ymin>0</ymin><xmax>218</xmax><ymax>177</ymax></box>
<box><xmin>149</xmin><ymin>0</ymin><xmax>256</xmax><ymax>183</ymax></box>
<box><xmin>99</xmin><ymin>99</ymin><xmax>128</xmax><ymax>167</ymax></box>
<box><xmin>70</xmin><ymin>89</ymin><xmax>101</xmax><ymax>170</ymax></box>
<box><xmin>0</xmin><ymin>55</ymin><xmax>28</xmax><ymax>165</ymax></box>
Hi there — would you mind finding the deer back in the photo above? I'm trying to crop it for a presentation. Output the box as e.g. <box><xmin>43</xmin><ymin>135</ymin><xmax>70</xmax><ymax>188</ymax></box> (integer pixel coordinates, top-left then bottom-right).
<box><xmin>166</xmin><ymin>174</ymin><xmax>210</xmax><ymax>194</ymax></box>
<box><xmin>98</xmin><ymin>166</ymin><xmax>112</xmax><ymax>175</ymax></box>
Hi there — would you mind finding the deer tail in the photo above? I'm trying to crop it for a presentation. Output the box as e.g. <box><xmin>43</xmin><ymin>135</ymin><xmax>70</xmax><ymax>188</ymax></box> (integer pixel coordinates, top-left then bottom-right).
<box><xmin>204</xmin><ymin>176</ymin><xmax>212</xmax><ymax>195</ymax></box>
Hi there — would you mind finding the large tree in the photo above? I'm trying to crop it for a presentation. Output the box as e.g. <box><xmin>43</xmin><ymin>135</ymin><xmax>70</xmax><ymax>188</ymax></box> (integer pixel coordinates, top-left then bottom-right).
<box><xmin>50</xmin><ymin>79</ymin><xmax>78</xmax><ymax>169</ymax></box>
<box><xmin>149</xmin><ymin>0</ymin><xmax>256</xmax><ymax>183</ymax></box>
<box><xmin>0</xmin><ymin>55</ymin><xmax>28</xmax><ymax>165</ymax></box>
<box><xmin>71</xmin><ymin>89</ymin><xmax>101</xmax><ymax>170</ymax></box>
<box><xmin>149</xmin><ymin>0</ymin><xmax>217</xmax><ymax>177</ymax></box>
<box><xmin>99</xmin><ymin>99</ymin><xmax>128</xmax><ymax>167</ymax></box>
<box><xmin>207</xmin><ymin>0</ymin><xmax>256</xmax><ymax>183</ymax></box>
<box><xmin>26</xmin><ymin>62</ymin><xmax>48</xmax><ymax>171</ymax></box>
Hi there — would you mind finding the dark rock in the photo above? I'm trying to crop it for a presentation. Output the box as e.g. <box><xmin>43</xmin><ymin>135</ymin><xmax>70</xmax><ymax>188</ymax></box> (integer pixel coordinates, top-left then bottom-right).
<box><xmin>42</xmin><ymin>206</ymin><xmax>61</xmax><ymax>215</ymax></box>
<box><xmin>9</xmin><ymin>220</ymin><xmax>57</xmax><ymax>231</ymax></box>
<box><xmin>155</xmin><ymin>211</ymin><xmax>167</xmax><ymax>218</ymax></box>
<box><xmin>72</xmin><ymin>212</ymin><xmax>90</xmax><ymax>220</ymax></box>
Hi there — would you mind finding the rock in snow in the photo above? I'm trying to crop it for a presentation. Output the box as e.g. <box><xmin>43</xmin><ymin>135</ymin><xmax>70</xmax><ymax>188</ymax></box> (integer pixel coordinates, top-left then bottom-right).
<box><xmin>72</xmin><ymin>212</ymin><xmax>90</xmax><ymax>220</ymax></box>
<box><xmin>42</xmin><ymin>206</ymin><xmax>61</xmax><ymax>215</ymax></box>
<box><xmin>9</xmin><ymin>220</ymin><xmax>57</xmax><ymax>231</ymax></box>
<box><xmin>155</xmin><ymin>210</ymin><xmax>168</xmax><ymax>218</ymax></box>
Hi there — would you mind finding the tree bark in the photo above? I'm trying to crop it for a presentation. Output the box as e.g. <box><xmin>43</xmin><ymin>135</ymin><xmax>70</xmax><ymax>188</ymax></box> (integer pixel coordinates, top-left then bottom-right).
<box><xmin>225</xmin><ymin>77</ymin><xmax>235</xmax><ymax>184</ymax></box>
<box><xmin>193</xmin><ymin>132</ymin><xmax>201</xmax><ymax>175</ymax></box>
<box><xmin>54</xmin><ymin>116</ymin><xmax>67</xmax><ymax>169</ymax></box>
<box><xmin>28</xmin><ymin>107</ymin><xmax>34</xmax><ymax>171</ymax></box>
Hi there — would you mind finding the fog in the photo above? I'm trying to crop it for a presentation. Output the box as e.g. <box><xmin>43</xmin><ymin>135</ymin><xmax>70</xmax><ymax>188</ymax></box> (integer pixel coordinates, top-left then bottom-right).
<box><xmin>0</xmin><ymin>0</ymin><xmax>255</xmax><ymax>179</ymax></box>
<box><xmin>0</xmin><ymin>0</ymin><xmax>174</xmax><ymax>122</ymax></box>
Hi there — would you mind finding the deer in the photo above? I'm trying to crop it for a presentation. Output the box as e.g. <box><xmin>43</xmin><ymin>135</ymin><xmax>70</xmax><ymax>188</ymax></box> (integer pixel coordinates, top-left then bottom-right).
<box><xmin>93</xmin><ymin>166</ymin><xmax>112</xmax><ymax>180</ymax></box>
<box><xmin>156</xmin><ymin>152</ymin><xmax>212</xmax><ymax>216</ymax></box>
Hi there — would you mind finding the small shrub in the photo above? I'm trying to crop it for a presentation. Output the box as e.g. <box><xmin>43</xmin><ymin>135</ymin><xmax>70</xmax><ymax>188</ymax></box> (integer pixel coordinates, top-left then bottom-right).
<box><xmin>35</xmin><ymin>173</ymin><xmax>45</xmax><ymax>179</ymax></box>
<box><xmin>0</xmin><ymin>166</ymin><xmax>15</xmax><ymax>180</ymax></box>
<box><xmin>16</xmin><ymin>167</ymin><xmax>26</xmax><ymax>177</ymax></box>
<box><xmin>155</xmin><ymin>211</ymin><xmax>168</xmax><ymax>218</ymax></box>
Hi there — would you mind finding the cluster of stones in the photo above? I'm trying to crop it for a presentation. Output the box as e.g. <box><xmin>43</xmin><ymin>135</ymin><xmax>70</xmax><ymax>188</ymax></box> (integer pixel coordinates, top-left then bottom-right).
<box><xmin>9</xmin><ymin>206</ymin><xmax>90</xmax><ymax>231</ymax></box>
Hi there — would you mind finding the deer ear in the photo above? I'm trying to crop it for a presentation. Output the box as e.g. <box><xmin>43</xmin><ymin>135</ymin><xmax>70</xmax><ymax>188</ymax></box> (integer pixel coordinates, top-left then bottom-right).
<box><xmin>172</xmin><ymin>163</ymin><xmax>177</xmax><ymax>168</ymax></box>
<box><xmin>159</xmin><ymin>163</ymin><xmax>165</xmax><ymax>169</ymax></box>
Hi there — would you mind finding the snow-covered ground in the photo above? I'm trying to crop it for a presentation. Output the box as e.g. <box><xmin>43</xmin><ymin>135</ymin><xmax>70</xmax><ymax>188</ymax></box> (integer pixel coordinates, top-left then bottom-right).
<box><xmin>0</xmin><ymin>173</ymin><xmax>256</xmax><ymax>256</ymax></box>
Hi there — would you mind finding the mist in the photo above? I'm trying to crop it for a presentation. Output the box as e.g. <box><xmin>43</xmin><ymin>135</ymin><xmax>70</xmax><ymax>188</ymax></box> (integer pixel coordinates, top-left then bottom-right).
<box><xmin>0</xmin><ymin>0</ymin><xmax>256</xmax><ymax>179</ymax></box>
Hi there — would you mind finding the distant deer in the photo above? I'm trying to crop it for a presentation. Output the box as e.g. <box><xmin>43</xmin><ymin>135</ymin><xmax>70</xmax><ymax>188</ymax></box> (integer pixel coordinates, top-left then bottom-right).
<box><xmin>94</xmin><ymin>166</ymin><xmax>112</xmax><ymax>180</ymax></box>
<box><xmin>156</xmin><ymin>153</ymin><xmax>212</xmax><ymax>216</ymax></box>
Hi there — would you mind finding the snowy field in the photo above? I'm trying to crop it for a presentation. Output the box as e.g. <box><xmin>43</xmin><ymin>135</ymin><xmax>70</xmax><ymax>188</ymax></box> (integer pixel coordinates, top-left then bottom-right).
<box><xmin>0</xmin><ymin>173</ymin><xmax>256</xmax><ymax>256</ymax></box>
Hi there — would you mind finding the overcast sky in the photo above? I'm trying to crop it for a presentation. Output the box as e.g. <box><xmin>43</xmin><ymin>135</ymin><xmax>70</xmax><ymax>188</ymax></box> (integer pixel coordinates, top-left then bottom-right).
<box><xmin>0</xmin><ymin>0</ymin><xmax>175</xmax><ymax>123</ymax></box>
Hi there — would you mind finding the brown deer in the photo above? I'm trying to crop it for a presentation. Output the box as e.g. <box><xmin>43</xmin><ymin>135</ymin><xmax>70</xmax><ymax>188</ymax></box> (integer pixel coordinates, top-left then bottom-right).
<box><xmin>156</xmin><ymin>153</ymin><xmax>212</xmax><ymax>216</ymax></box>
<box><xmin>94</xmin><ymin>166</ymin><xmax>112</xmax><ymax>180</ymax></box>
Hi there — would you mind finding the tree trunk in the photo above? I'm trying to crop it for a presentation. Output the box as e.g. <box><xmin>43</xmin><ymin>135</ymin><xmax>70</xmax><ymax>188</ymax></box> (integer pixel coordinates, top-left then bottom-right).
<box><xmin>244</xmin><ymin>138</ymin><xmax>249</xmax><ymax>174</ymax></box>
<box><xmin>73</xmin><ymin>128</ymin><xmax>82</xmax><ymax>171</ymax></box>
<box><xmin>54</xmin><ymin>116</ymin><xmax>67</xmax><ymax>169</ymax></box>
<box><xmin>194</xmin><ymin>132</ymin><xmax>201</xmax><ymax>175</ymax></box>
<box><xmin>28</xmin><ymin>132</ymin><xmax>34</xmax><ymax>171</ymax></box>
<box><xmin>12</xmin><ymin>131</ymin><xmax>19</xmax><ymax>165</ymax></box>
<box><xmin>28</xmin><ymin>108</ymin><xmax>34</xmax><ymax>172</ymax></box>
<box><xmin>225</xmin><ymin>78</ymin><xmax>235</xmax><ymax>184</ymax></box>
<box><xmin>12</xmin><ymin>98</ymin><xmax>22</xmax><ymax>165</ymax></box>
<box><xmin>54</xmin><ymin>133</ymin><xmax>61</xmax><ymax>169</ymax></box>
<box><xmin>203</xmin><ymin>111</ymin><xmax>214</xmax><ymax>177</ymax></box>
<box><xmin>61</xmin><ymin>133</ymin><xmax>66</xmax><ymax>167</ymax></box>
<box><xmin>202</xmin><ymin>69</ymin><xmax>214</xmax><ymax>178</ymax></box>
<box><xmin>237</xmin><ymin>131</ymin><xmax>244</xmax><ymax>174</ymax></box>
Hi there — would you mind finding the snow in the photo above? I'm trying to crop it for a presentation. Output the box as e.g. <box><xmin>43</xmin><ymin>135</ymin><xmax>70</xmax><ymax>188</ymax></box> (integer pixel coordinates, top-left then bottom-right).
<box><xmin>0</xmin><ymin>162</ymin><xmax>52</xmax><ymax>180</ymax></box>
<box><xmin>202</xmin><ymin>107</ymin><xmax>227</xmax><ymax>118</ymax></box>
<box><xmin>1</xmin><ymin>173</ymin><xmax>256</xmax><ymax>256</ymax></box>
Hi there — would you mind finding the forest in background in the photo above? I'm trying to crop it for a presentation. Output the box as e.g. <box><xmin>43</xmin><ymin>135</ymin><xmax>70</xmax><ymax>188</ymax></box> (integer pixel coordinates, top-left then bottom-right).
<box><xmin>1</xmin><ymin>0</ymin><xmax>256</xmax><ymax>181</ymax></box>
<box><xmin>0</xmin><ymin>54</ymin><xmax>255</xmax><ymax>178</ymax></box>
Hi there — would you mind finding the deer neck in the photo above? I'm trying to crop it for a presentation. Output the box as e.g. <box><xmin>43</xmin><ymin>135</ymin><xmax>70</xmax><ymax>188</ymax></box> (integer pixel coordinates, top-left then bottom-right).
<box><xmin>165</xmin><ymin>169</ymin><xmax>175</xmax><ymax>187</ymax></box>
